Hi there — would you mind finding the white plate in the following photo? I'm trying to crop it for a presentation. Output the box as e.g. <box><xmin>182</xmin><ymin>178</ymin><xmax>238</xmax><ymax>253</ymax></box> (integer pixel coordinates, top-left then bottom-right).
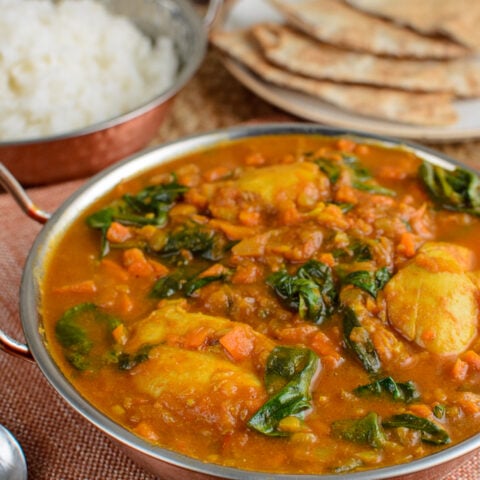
<box><xmin>220</xmin><ymin>0</ymin><xmax>480</xmax><ymax>142</ymax></box>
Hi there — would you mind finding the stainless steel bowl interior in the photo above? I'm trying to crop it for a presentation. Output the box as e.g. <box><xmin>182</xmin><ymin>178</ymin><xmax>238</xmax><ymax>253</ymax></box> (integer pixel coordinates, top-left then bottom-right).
<box><xmin>20</xmin><ymin>123</ymin><xmax>480</xmax><ymax>480</ymax></box>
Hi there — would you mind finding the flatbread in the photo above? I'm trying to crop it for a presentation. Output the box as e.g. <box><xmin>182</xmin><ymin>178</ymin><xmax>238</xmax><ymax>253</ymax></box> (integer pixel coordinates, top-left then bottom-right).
<box><xmin>210</xmin><ymin>29</ymin><xmax>457</xmax><ymax>126</ymax></box>
<box><xmin>347</xmin><ymin>0</ymin><xmax>480</xmax><ymax>51</ymax></box>
<box><xmin>268</xmin><ymin>0</ymin><xmax>469</xmax><ymax>58</ymax></box>
<box><xmin>253</xmin><ymin>23</ymin><xmax>480</xmax><ymax>97</ymax></box>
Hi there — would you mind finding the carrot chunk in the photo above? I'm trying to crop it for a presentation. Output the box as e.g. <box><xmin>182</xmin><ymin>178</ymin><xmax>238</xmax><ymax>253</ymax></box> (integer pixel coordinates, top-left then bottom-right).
<box><xmin>133</xmin><ymin>422</ymin><xmax>159</xmax><ymax>442</ymax></box>
<box><xmin>183</xmin><ymin>326</ymin><xmax>214</xmax><ymax>349</ymax></box>
<box><xmin>123</xmin><ymin>248</ymin><xmax>154</xmax><ymax>277</ymax></box>
<box><xmin>398</xmin><ymin>232</ymin><xmax>417</xmax><ymax>258</ymax></box>
<box><xmin>219</xmin><ymin>325</ymin><xmax>255</xmax><ymax>361</ymax></box>
<box><xmin>408</xmin><ymin>404</ymin><xmax>432</xmax><ymax>419</ymax></box>
<box><xmin>198</xmin><ymin>263</ymin><xmax>227</xmax><ymax>278</ymax></box>
<box><xmin>106</xmin><ymin>222</ymin><xmax>132</xmax><ymax>243</ymax></box>
<box><xmin>53</xmin><ymin>280</ymin><xmax>97</xmax><ymax>294</ymax></box>
<box><xmin>462</xmin><ymin>350</ymin><xmax>480</xmax><ymax>370</ymax></box>
<box><xmin>238</xmin><ymin>210</ymin><xmax>261</xmax><ymax>227</ymax></box>
<box><xmin>451</xmin><ymin>358</ymin><xmax>469</xmax><ymax>381</ymax></box>
<box><xmin>112</xmin><ymin>324</ymin><xmax>127</xmax><ymax>345</ymax></box>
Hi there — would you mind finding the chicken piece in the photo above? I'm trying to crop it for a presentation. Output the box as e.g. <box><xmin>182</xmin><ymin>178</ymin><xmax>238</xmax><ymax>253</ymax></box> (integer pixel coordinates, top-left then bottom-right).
<box><xmin>123</xmin><ymin>301</ymin><xmax>276</xmax><ymax>434</ymax></box>
<box><xmin>385</xmin><ymin>242</ymin><xmax>478</xmax><ymax>355</ymax></box>
<box><xmin>468</xmin><ymin>271</ymin><xmax>480</xmax><ymax>290</ymax></box>
<box><xmin>414</xmin><ymin>241</ymin><xmax>475</xmax><ymax>273</ymax></box>
<box><xmin>125</xmin><ymin>300</ymin><xmax>275</xmax><ymax>355</ymax></box>
<box><xmin>235</xmin><ymin>161</ymin><xmax>328</xmax><ymax>205</ymax></box>
<box><xmin>131</xmin><ymin>345</ymin><xmax>267</xmax><ymax>434</ymax></box>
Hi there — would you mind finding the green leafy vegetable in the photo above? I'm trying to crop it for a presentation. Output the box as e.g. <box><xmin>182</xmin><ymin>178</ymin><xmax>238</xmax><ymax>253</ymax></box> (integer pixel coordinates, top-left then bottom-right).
<box><xmin>343</xmin><ymin>306</ymin><xmax>381</xmax><ymax>375</ymax></box>
<box><xmin>342</xmin><ymin>267</ymin><xmax>391</xmax><ymax>298</ymax></box>
<box><xmin>314</xmin><ymin>158</ymin><xmax>342</xmax><ymax>183</ymax></box>
<box><xmin>419</xmin><ymin>161</ymin><xmax>480</xmax><ymax>216</ymax></box>
<box><xmin>332</xmin><ymin>202</ymin><xmax>355</xmax><ymax>213</ymax></box>
<box><xmin>151</xmin><ymin>267</ymin><xmax>228</xmax><ymax>299</ymax></box>
<box><xmin>333</xmin><ymin>241</ymin><xmax>372</xmax><ymax>262</ymax></box>
<box><xmin>343</xmin><ymin>154</ymin><xmax>396</xmax><ymax>197</ymax></box>
<box><xmin>383</xmin><ymin>413</ymin><xmax>451</xmax><ymax>445</ymax></box>
<box><xmin>354</xmin><ymin>377</ymin><xmax>419</xmax><ymax>403</ymax></box>
<box><xmin>86</xmin><ymin>177</ymin><xmax>187</xmax><ymax>256</ymax></box>
<box><xmin>353</xmin><ymin>182</ymin><xmax>397</xmax><ymax>197</ymax></box>
<box><xmin>247</xmin><ymin>346</ymin><xmax>319</xmax><ymax>436</ymax></box>
<box><xmin>123</xmin><ymin>181</ymin><xmax>188</xmax><ymax>216</ymax></box>
<box><xmin>183</xmin><ymin>273</ymin><xmax>227</xmax><ymax>296</ymax></box>
<box><xmin>117</xmin><ymin>345</ymin><xmax>152</xmax><ymax>371</ymax></box>
<box><xmin>332</xmin><ymin>412</ymin><xmax>386</xmax><ymax>448</ymax></box>
<box><xmin>55</xmin><ymin>303</ymin><xmax>122</xmax><ymax>370</ymax></box>
<box><xmin>267</xmin><ymin>260</ymin><xmax>337</xmax><ymax>325</ymax></box>
<box><xmin>150</xmin><ymin>271</ymin><xmax>186</xmax><ymax>298</ymax></box>
<box><xmin>161</xmin><ymin>221</ymin><xmax>230</xmax><ymax>261</ymax></box>
<box><xmin>163</xmin><ymin>222</ymin><xmax>214</xmax><ymax>255</ymax></box>
<box><xmin>433</xmin><ymin>404</ymin><xmax>446</xmax><ymax>419</ymax></box>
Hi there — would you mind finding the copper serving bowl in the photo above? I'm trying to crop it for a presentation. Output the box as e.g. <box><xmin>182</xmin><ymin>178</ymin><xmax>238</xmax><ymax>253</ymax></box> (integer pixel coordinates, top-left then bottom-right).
<box><xmin>1</xmin><ymin>123</ymin><xmax>480</xmax><ymax>480</ymax></box>
<box><xmin>0</xmin><ymin>0</ymin><xmax>220</xmax><ymax>186</ymax></box>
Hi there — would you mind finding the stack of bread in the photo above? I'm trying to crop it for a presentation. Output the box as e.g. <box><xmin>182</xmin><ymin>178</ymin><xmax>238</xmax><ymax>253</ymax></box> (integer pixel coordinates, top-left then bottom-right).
<box><xmin>211</xmin><ymin>0</ymin><xmax>480</xmax><ymax>126</ymax></box>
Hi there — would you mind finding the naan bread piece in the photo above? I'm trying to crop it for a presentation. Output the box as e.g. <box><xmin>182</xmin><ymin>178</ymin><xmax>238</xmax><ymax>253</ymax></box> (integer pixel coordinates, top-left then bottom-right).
<box><xmin>210</xmin><ymin>29</ymin><xmax>457</xmax><ymax>126</ymax></box>
<box><xmin>253</xmin><ymin>23</ymin><xmax>480</xmax><ymax>97</ymax></box>
<box><xmin>347</xmin><ymin>0</ymin><xmax>480</xmax><ymax>51</ymax></box>
<box><xmin>269</xmin><ymin>0</ymin><xmax>469</xmax><ymax>58</ymax></box>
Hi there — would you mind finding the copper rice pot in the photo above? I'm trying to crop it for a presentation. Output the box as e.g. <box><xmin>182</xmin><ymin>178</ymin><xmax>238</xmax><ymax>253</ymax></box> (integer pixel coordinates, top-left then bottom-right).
<box><xmin>0</xmin><ymin>0</ymin><xmax>221</xmax><ymax>186</ymax></box>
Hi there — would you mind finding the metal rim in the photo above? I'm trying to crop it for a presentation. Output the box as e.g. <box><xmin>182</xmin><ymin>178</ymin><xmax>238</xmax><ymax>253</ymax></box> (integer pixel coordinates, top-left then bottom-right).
<box><xmin>20</xmin><ymin>123</ymin><xmax>480</xmax><ymax>479</ymax></box>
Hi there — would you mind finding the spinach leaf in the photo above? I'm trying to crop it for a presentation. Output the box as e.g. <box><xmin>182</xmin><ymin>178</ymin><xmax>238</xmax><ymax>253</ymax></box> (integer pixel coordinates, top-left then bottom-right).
<box><xmin>314</xmin><ymin>158</ymin><xmax>342</xmax><ymax>183</ymax></box>
<box><xmin>247</xmin><ymin>346</ymin><xmax>319</xmax><ymax>436</ymax></box>
<box><xmin>117</xmin><ymin>345</ymin><xmax>152</xmax><ymax>371</ymax></box>
<box><xmin>86</xmin><ymin>178</ymin><xmax>188</xmax><ymax>256</ymax></box>
<box><xmin>333</xmin><ymin>241</ymin><xmax>372</xmax><ymax>262</ymax></box>
<box><xmin>123</xmin><ymin>181</ymin><xmax>188</xmax><ymax>216</ymax></box>
<box><xmin>151</xmin><ymin>266</ymin><xmax>229</xmax><ymax>299</ymax></box>
<box><xmin>332</xmin><ymin>412</ymin><xmax>386</xmax><ymax>448</ymax></box>
<box><xmin>183</xmin><ymin>273</ymin><xmax>227</xmax><ymax>297</ymax></box>
<box><xmin>383</xmin><ymin>413</ymin><xmax>451</xmax><ymax>445</ymax></box>
<box><xmin>353</xmin><ymin>182</ymin><xmax>397</xmax><ymax>197</ymax></box>
<box><xmin>161</xmin><ymin>221</ymin><xmax>229</xmax><ymax>261</ymax></box>
<box><xmin>332</xmin><ymin>202</ymin><xmax>355</xmax><ymax>213</ymax></box>
<box><xmin>419</xmin><ymin>161</ymin><xmax>480</xmax><ymax>216</ymax></box>
<box><xmin>354</xmin><ymin>377</ymin><xmax>420</xmax><ymax>403</ymax></box>
<box><xmin>343</xmin><ymin>154</ymin><xmax>396</xmax><ymax>197</ymax></box>
<box><xmin>351</xmin><ymin>242</ymin><xmax>372</xmax><ymax>261</ymax></box>
<box><xmin>55</xmin><ymin>303</ymin><xmax>122</xmax><ymax>371</ymax></box>
<box><xmin>433</xmin><ymin>404</ymin><xmax>446</xmax><ymax>419</ymax></box>
<box><xmin>150</xmin><ymin>271</ymin><xmax>186</xmax><ymax>298</ymax></box>
<box><xmin>163</xmin><ymin>222</ymin><xmax>214</xmax><ymax>255</ymax></box>
<box><xmin>267</xmin><ymin>260</ymin><xmax>337</xmax><ymax>325</ymax></box>
<box><xmin>342</xmin><ymin>267</ymin><xmax>391</xmax><ymax>298</ymax></box>
<box><xmin>298</xmin><ymin>260</ymin><xmax>337</xmax><ymax>313</ymax></box>
<box><xmin>342</xmin><ymin>306</ymin><xmax>381</xmax><ymax>375</ymax></box>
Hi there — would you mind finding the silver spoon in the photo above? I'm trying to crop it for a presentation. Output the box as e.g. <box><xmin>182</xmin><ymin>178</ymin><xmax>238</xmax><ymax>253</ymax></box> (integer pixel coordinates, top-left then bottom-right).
<box><xmin>0</xmin><ymin>424</ymin><xmax>27</xmax><ymax>480</ymax></box>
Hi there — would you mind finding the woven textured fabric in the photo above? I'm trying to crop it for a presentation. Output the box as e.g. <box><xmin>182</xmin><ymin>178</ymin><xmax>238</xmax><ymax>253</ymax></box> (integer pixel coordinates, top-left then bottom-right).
<box><xmin>1</xmin><ymin>47</ymin><xmax>480</xmax><ymax>480</ymax></box>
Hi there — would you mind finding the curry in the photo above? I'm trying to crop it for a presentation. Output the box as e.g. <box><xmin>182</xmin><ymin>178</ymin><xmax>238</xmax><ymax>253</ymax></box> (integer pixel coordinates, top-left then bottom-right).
<box><xmin>41</xmin><ymin>134</ymin><xmax>480</xmax><ymax>475</ymax></box>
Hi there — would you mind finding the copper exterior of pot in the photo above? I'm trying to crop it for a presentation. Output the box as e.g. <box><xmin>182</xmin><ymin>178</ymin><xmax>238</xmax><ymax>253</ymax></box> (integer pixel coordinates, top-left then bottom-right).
<box><xmin>10</xmin><ymin>123</ymin><xmax>480</xmax><ymax>480</ymax></box>
<box><xmin>0</xmin><ymin>101</ymin><xmax>172</xmax><ymax>185</ymax></box>
<box><xmin>0</xmin><ymin>0</ymin><xmax>209</xmax><ymax>186</ymax></box>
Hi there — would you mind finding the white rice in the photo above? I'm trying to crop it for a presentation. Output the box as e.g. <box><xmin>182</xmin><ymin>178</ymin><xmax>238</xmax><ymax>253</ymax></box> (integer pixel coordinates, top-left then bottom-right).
<box><xmin>0</xmin><ymin>0</ymin><xmax>178</xmax><ymax>141</ymax></box>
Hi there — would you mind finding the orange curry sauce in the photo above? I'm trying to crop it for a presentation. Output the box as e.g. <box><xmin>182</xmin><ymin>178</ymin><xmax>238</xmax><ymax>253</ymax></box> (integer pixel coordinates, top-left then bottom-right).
<box><xmin>41</xmin><ymin>135</ymin><xmax>480</xmax><ymax>474</ymax></box>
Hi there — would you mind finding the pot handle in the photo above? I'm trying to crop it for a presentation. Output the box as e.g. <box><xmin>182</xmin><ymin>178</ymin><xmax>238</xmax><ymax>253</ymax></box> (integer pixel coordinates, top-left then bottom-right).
<box><xmin>0</xmin><ymin>162</ymin><xmax>48</xmax><ymax>361</ymax></box>
<box><xmin>0</xmin><ymin>162</ymin><xmax>51</xmax><ymax>224</ymax></box>
<box><xmin>0</xmin><ymin>331</ymin><xmax>33</xmax><ymax>361</ymax></box>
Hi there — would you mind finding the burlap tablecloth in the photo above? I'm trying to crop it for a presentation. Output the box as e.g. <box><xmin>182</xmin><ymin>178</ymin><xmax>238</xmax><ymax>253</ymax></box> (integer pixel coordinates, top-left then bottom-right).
<box><xmin>1</xmin><ymin>48</ymin><xmax>480</xmax><ymax>480</ymax></box>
